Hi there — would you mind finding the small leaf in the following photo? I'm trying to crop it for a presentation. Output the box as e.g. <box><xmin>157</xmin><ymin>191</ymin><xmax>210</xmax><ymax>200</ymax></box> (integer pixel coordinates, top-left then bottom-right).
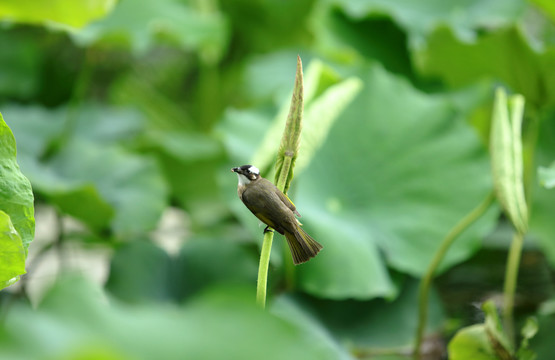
<box><xmin>538</xmin><ymin>162</ymin><xmax>555</xmax><ymax>189</ymax></box>
<box><xmin>521</xmin><ymin>317</ymin><xmax>539</xmax><ymax>340</ymax></box>
<box><xmin>490</xmin><ymin>87</ymin><xmax>528</xmax><ymax>234</ymax></box>
<box><xmin>483</xmin><ymin>300</ymin><xmax>513</xmax><ymax>357</ymax></box>
<box><xmin>449</xmin><ymin>301</ymin><xmax>516</xmax><ymax>360</ymax></box>
<box><xmin>517</xmin><ymin>317</ymin><xmax>538</xmax><ymax>360</ymax></box>
<box><xmin>448</xmin><ymin>324</ymin><xmax>498</xmax><ymax>360</ymax></box>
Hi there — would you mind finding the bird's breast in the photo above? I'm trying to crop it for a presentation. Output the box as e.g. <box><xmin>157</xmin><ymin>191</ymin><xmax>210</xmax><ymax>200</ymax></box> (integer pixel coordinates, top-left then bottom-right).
<box><xmin>237</xmin><ymin>185</ymin><xmax>246</xmax><ymax>199</ymax></box>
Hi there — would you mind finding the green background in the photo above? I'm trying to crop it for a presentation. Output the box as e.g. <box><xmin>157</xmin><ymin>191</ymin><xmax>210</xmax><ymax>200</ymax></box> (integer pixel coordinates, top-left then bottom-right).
<box><xmin>1</xmin><ymin>0</ymin><xmax>555</xmax><ymax>358</ymax></box>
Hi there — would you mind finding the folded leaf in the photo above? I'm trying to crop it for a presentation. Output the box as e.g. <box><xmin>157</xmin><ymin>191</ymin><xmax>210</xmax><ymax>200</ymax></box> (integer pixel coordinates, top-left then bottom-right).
<box><xmin>490</xmin><ymin>88</ymin><xmax>528</xmax><ymax>233</ymax></box>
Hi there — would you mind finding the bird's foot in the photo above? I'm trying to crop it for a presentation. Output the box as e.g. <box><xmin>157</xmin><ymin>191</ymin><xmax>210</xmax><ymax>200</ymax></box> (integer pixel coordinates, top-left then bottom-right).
<box><xmin>263</xmin><ymin>226</ymin><xmax>274</xmax><ymax>234</ymax></box>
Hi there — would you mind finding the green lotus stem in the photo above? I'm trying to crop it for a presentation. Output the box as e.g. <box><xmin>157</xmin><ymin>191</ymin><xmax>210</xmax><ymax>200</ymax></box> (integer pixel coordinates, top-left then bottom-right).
<box><xmin>256</xmin><ymin>230</ymin><xmax>274</xmax><ymax>308</ymax></box>
<box><xmin>256</xmin><ymin>56</ymin><xmax>304</xmax><ymax>308</ymax></box>
<box><xmin>413</xmin><ymin>192</ymin><xmax>495</xmax><ymax>359</ymax></box>
<box><xmin>256</xmin><ymin>155</ymin><xmax>293</xmax><ymax>308</ymax></box>
<box><xmin>276</xmin><ymin>155</ymin><xmax>293</xmax><ymax>191</ymax></box>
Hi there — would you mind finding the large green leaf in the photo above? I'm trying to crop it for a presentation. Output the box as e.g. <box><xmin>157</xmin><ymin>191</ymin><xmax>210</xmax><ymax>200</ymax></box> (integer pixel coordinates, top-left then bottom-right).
<box><xmin>0</xmin><ymin>113</ymin><xmax>34</xmax><ymax>252</ymax></box>
<box><xmin>0</xmin><ymin>0</ymin><xmax>116</xmax><ymax>28</ymax></box>
<box><xmin>414</xmin><ymin>26</ymin><xmax>555</xmax><ymax>108</ymax></box>
<box><xmin>329</xmin><ymin>0</ymin><xmax>525</xmax><ymax>49</ymax></box>
<box><xmin>0</xmin><ymin>210</ymin><xmax>26</xmax><ymax>289</ymax></box>
<box><xmin>0</xmin><ymin>276</ymin><xmax>345</xmax><ymax>360</ymax></box>
<box><xmin>72</xmin><ymin>0</ymin><xmax>229</xmax><ymax>59</ymax></box>
<box><xmin>294</xmin><ymin>64</ymin><xmax>497</xmax><ymax>299</ymax></box>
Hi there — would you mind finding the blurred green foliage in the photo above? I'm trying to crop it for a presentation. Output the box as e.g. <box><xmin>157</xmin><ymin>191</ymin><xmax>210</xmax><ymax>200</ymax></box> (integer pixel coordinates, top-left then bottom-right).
<box><xmin>1</xmin><ymin>0</ymin><xmax>555</xmax><ymax>358</ymax></box>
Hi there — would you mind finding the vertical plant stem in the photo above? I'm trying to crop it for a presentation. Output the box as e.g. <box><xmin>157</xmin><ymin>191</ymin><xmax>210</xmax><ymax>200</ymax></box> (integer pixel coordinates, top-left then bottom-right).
<box><xmin>255</xmin><ymin>56</ymin><xmax>304</xmax><ymax>308</ymax></box>
<box><xmin>502</xmin><ymin>231</ymin><xmax>524</xmax><ymax>343</ymax></box>
<box><xmin>413</xmin><ymin>192</ymin><xmax>495</xmax><ymax>359</ymax></box>
<box><xmin>256</xmin><ymin>231</ymin><xmax>274</xmax><ymax>308</ymax></box>
<box><xmin>276</xmin><ymin>156</ymin><xmax>293</xmax><ymax>190</ymax></box>
<box><xmin>256</xmin><ymin>156</ymin><xmax>293</xmax><ymax>308</ymax></box>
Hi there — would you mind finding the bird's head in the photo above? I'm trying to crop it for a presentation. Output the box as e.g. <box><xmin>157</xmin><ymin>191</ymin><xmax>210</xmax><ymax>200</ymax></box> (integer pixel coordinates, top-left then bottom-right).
<box><xmin>231</xmin><ymin>165</ymin><xmax>260</xmax><ymax>186</ymax></box>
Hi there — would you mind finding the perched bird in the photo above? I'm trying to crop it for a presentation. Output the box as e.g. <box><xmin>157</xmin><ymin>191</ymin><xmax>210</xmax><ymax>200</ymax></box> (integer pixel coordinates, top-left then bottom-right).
<box><xmin>231</xmin><ymin>164</ymin><xmax>323</xmax><ymax>265</ymax></box>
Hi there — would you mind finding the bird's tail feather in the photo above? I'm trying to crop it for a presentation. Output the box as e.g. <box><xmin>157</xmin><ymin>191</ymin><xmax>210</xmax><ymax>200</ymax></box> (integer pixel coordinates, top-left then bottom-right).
<box><xmin>284</xmin><ymin>226</ymin><xmax>323</xmax><ymax>265</ymax></box>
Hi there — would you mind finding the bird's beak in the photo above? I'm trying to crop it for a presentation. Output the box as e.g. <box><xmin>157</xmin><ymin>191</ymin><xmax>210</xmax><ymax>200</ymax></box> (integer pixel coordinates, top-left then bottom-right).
<box><xmin>231</xmin><ymin>167</ymin><xmax>239</xmax><ymax>173</ymax></box>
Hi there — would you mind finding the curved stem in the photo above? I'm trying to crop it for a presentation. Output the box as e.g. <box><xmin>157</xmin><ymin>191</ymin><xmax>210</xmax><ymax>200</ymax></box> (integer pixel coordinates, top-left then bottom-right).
<box><xmin>413</xmin><ymin>192</ymin><xmax>495</xmax><ymax>359</ymax></box>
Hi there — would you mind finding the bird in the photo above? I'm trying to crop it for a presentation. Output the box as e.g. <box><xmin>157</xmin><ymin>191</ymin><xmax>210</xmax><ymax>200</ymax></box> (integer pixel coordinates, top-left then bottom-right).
<box><xmin>231</xmin><ymin>164</ymin><xmax>323</xmax><ymax>265</ymax></box>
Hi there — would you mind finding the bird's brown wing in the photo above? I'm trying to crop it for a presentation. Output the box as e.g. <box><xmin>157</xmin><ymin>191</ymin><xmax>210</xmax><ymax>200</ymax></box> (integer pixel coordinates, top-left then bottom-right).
<box><xmin>241</xmin><ymin>179</ymin><xmax>296</xmax><ymax>234</ymax></box>
<box><xmin>261</xmin><ymin>179</ymin><xmax>301</xmax><ymax>217</ymax></box>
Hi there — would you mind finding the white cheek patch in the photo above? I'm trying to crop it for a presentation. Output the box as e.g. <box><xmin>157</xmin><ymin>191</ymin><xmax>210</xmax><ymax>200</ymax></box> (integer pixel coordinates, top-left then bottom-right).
<box><xmin>237</xmin><ymin>173</ymin><xmax>251</xmax><ymax>186</ymax></box>
<box><xmin>248</xmin><ymin>166</ymin><xmax>260</xmax><ymax>175</ymax></box>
